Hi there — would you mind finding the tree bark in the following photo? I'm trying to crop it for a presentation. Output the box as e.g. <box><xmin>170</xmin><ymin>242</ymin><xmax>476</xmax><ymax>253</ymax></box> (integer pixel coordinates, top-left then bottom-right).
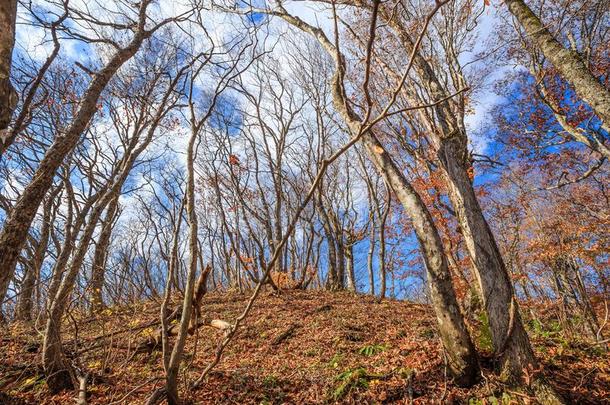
<box><xmin>377</xmin><ymin>5</ymin><xmax>539</xmax><ymax>383</ymax></box>
<box><xmin>89</xmin><ymin>195</ymin><xmax>120</xmax><ymax>313</ymax></box>
<box><xmin>164</xmin><ymin>115</ymin><xmax>200</xmax><ymax>405</ymax></box>
<box><xmin>378</xmin><ymin>187</ymin><xmax>391</xmax><ymax>299</ymax></box>
<box><xmin>345</xmin><ymin>243</ymin><xmax>356</xmax><ymax>292</ymax></box>
<box><xmin>15</xmin><ymin>193</ymin><xmax>55</xmax><ymax>321</ymax></box>
<box><xmin>438</xmin><ymin>137</ymin><xmax>536</xmax><ymax>381</ymax></box>
<box><xmin>318</xmin><ymin>196</ymin><xmax>340</xmax><ymax>290</ymax></box>
<box><xmin>41</xmin><ymin>47</ymin><xmax>179</xmax><ymax>390</ymax></box>
<box><xmin>43</xmin><ymin>187</ymin><xmax>117</xmax><ymax>392</ymax></box>
<box><xmin>361</xmin><ymin>131</ymin><xmax>479</xmax><ymax>385</ymax></box>
<box><xmin>504</xmin><ymin>0</ymin><xmax>610</xmax><ymax>126</ymax></box>
<box><xmin>367</xmin><ymin>215</ymin><xmax>376</xmax><ymax>296</ymax></box>
<box><xmin>0</xmin><ymin>0</ymin><xmax>17</xmax><ymax>135</ymax></box>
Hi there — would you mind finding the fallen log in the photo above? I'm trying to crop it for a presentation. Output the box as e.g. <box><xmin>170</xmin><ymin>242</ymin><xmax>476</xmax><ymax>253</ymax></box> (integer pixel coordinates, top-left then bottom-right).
<box><xmin>134</xmin><ymin>265</ymin><xmax>228</xmax><ymax>354</ymax></box>
<box><xmin>133</xmin><ymin>316</ymin><xmax>231</xmax><ymax>354</ymax></box>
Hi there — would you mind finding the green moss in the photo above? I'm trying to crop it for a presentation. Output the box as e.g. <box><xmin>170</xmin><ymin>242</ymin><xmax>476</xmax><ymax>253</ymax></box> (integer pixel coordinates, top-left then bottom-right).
<box><xmin>477</xmin><ymin>312</ymin><xmax>493</xmax><ymax>352</ymax></box>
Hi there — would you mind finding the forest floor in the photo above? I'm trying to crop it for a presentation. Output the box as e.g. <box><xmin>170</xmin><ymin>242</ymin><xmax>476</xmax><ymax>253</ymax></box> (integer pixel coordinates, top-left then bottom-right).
<box><xmin>1</xmin><ymin>290</ymin><xmax>609</xmax><ymax>404</ymax></box>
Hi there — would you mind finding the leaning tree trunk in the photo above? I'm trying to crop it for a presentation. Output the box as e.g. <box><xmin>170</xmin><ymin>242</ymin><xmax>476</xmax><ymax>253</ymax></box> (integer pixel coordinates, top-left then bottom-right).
<box><xmin>333</xmin><ymin>65</ymin><xmax>482</xmax><ymax>384</ymax></box>
<box><xmin>504</xmin><ymin>0</ymin><xmax>610</xmax><ymax>126</ymax></box>
<box><xmin>359</xmin><ymin>129</ymin><xmax>480</xmax><ymax>385</ymax></box>
<box><xmin>377</xmin><ymin>5</ymin><xmax>538</xmax><ymax>383</ymax></box>
<box><xmin>43</xmin><ymin>185</ymin><xmax>118</xmax><ymax>392</ymax></box>
<box><xmin>42</xmin><ymin>82</ymin><xmax>169</xmax><ymax>391</ymax></box>
<box><xmin>164</xmin><ymin>120</ymin><xmax>200</xmax><ymax>405</ymax></box>
<box><xmin>0</xmin><ymin>0</ymin><xmax>17</xmax><ymax>135</ymax></box>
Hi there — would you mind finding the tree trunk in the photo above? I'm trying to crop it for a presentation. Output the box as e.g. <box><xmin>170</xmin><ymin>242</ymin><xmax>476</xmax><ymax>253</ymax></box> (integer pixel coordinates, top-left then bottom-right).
<box><xmin>504</xmin><ymin>0</ymin><xmax>610</xmax><ymax>126</ymax></box>
<box><xmin>374</xmin><ymin>4</ymin><xmax>537</xmax><ymax>381</ymax></box>
<box><xmin>89</xmin><ymin>195</ymin><xmax>120</xmax><ymax>313</ymax></box>
<box><xmin>360</xmin><ymin>130</ymin><xmax>479</xmax><ymax>385</ymax></box>
<box><xmin>15</xmin><ymin>210</ymin><xmax>50</xmax><ymax>321</ymax></box>
<box><xmin>367</xmin><ymin>214</ymin><xmax>376</xmax><ymax>296</ymax></box>
<box><xmin>345</xmin><ymin>243</ymin><xmax>356</xmax><ymax>292</ymax></box>
<box><xmin>16</xmin><ymin>191</ymin><xmax>55</xmax><ymax>321</ymax></box>
<box><xmin>438</xmin><ymin>137</ymin><xmax>535</xmax><ymax>381</ymax></box>
<box><xmin>165</xmin><ymin>119</ymin><xmax>200</xmax><ymax>405</ymax></box>
<box><xmin>553</xmin><ymin>256</ymin><xmax>602</xmax><ymax>341</ymax></box>
<box><xmin>378</xmin><ymin>187</ymin><xmax>391</xmax><ymax>299</ymax></box>
<box><xmin>272</xmin><ymin>8</ymin><xmax>481</xmax><ymax>384</ymax></box>
<box><xmin>43</xmin><ymin>193</ymin><xmax>114</xmax><ymax>392</ymax></box>
<box><xmin>15</xmin><ymin>263</ymin><xmax>36</xmax><ymax>321</ymax></box>
<box><xmin>43</xmin><ymin>314</ymin><xmax>73</xmax><ymax>393</ymax></box>
<box><xmin>0</xmin><ymin>0</ymin><xmax>17</xmax><ymax>135</ymax></box>
<box><xmin>335</xmin><ymin>231</ymin><xmax>346</xmax><ymax>290</ymax></box>
<box><xmin>319</xmin><ymin>198</ymin><xmax>340</xmax><ymax>290</ymax></box>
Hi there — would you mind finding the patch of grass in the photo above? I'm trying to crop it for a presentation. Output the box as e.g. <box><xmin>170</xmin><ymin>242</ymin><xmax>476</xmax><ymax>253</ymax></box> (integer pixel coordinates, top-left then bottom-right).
<box><xmin>17</xmin><ymin>375</ymin><xmax>44</xmax><ymax>392</ymax></box>
<box><xmin>262</xmin><ymin>374</ymin><xmax>279</xmax><ymax>388</ymax></box>
<box><xmin>328</xmin><ymin>352</ymin><xmax>344</xmax><ymax>369</ymax></box>
<box><xmin>358</xmin><ymin>344</ymin><xmax>386</xmax><ymax>357</ymax></box>
<box><xmin>529</xmin><ymin>319</ymin><xmax>568</xmax><ymax>346</ymax></box>
<box><xmin>331</xmin><ymin>367</ymin><xmax>370</xmax><ymax>401</ymax></box>
<box><xmin>468</xmin><ymin>392</ymin><xmax>515</xmax><ymax>405</ymax></box>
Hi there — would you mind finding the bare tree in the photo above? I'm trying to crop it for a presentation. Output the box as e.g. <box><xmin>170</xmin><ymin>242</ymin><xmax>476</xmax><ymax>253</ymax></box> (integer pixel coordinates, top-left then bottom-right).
<box><xmin>0</xmin><ymin>0</ymin><xmax>190</xmax><ymax>304</ymax></box>
<box><xmin>215</xmin><ymin>0</ymin><xmax>480</xmax><ymax>385</ymax></box>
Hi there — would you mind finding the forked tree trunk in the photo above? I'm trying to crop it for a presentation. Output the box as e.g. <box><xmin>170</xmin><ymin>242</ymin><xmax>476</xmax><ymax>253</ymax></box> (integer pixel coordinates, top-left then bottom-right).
<box><xmin>43</xmin><ymin>189</ymin><xmax>116</xmax><ymax>392</ymax></box>
<box><xmin>438</xmin><ymin>137</ymin><xmax>536</xmax><ymax>381</ymax></box>
<box><xmin>504</xmin><ymin>0</ymin><xmax>610</xmax><ymax>127</ymax></box>
<box><xmin>42</xmin><ymin>71</ymin><xmax>175</xmax><ymax>390</ymax></box>
<box><xmin>357</xmin><ymin>129</ymin><xmax>479</xmax><ymax>385</ymax></box>
<box><xmin>377</xmin><ymin>4</ymin><xmax>539</xmax><ymax>384</ymax></box>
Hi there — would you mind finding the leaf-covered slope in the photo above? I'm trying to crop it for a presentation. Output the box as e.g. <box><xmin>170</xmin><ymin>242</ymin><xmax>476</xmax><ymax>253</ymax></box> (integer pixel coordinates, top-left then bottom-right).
<box><xmin>1</xmin><ymin>290</ymin><xmax>608</xmax><ymax>404</ymax></box>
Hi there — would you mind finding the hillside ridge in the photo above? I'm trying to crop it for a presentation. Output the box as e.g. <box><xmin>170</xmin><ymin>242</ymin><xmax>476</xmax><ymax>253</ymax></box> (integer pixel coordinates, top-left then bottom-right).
<box><xmin>1</xmin><ymin>290</ymin><xmax>608</xmax><ymax>404</ymax></box>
